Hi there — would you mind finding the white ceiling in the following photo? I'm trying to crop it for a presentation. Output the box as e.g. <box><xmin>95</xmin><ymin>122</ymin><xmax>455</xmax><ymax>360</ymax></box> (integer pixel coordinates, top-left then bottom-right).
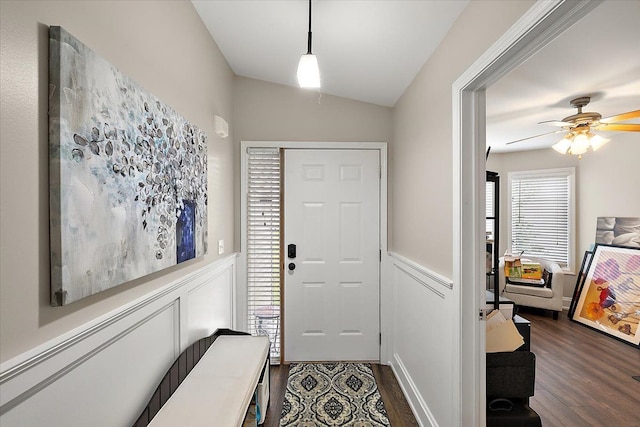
<box><xmin>192</xmin><ymin>0</ymin><xmax>640</xmax><ymax>152</ymax></box>
<box><xmin>192</xmin><ymin>0</ymin><xmax>468</xmax><ymax>107</ymax></box>
<box><xmin>486</xmin><ymin>0</ymin><xmax>640</xmax><ymax>153</ymax></box>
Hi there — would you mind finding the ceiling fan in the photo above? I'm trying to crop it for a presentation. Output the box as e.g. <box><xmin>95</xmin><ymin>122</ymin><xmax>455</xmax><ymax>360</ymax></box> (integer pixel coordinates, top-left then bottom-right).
<box><xmin>506</xmin><ymin>96</ymin><xmax>640</xmax><ymax>157</ymax></box>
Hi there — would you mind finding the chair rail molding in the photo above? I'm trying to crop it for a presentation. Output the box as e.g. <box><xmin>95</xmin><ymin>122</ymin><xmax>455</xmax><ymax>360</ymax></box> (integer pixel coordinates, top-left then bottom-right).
<box><xmin>0</xmin><ymin>254</ymin><xmax>237</xmax><ymax>426</ymax></box>
<box><xmin>388</xmin><ymin>252</ymin><xmax>453</xmax><ymax>291</ymax></box>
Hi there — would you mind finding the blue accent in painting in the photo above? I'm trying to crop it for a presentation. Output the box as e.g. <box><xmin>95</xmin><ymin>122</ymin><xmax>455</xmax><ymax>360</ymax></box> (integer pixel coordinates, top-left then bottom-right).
<box><xmin>177</xmin><ymin>200</ymin><xmax>196</xmax><ymax>263</ymax></box>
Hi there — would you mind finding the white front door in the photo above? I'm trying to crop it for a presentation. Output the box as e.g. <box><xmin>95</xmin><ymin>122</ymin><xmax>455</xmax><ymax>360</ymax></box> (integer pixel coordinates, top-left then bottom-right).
<box><xmin>284</xmin><ymin>149</ymin><xmax>380</xmax><ymax>361</ymax></box>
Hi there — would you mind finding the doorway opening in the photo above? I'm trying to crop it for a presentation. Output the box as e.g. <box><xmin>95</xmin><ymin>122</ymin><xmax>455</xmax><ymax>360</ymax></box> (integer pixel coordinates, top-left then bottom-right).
<box><xmin>453</xmin><ymin>1</ymin><xmax>600</xmax><ymax>425</ymax></box>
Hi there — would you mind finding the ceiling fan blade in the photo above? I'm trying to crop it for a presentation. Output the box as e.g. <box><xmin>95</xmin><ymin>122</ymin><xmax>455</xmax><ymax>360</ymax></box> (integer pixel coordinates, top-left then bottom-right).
<box><xmin>600</xmin><ymin>110</ymin><xmax>640</xmax><ymax>123</ymax></box>
<box><xmin>505</xmin><ymin>130</ymin><xmax>565</xmax><ymax>145</ymax></box>
<box><xmin>538</xmin><ymin>120</ymin><xmax>573</xmax><ymax>127</ymax></box>
<box><xmin>594</xmin><ymin>123</ymin><xmax>640</xmax><ymax>132</ymax></box>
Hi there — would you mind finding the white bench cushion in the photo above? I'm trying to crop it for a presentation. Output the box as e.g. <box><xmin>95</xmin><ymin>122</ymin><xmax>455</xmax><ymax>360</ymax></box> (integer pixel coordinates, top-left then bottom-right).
<box><xmin>148</xmin><ymin>335</ymin><xmax>269</xmax><ymax>427</ymax></box>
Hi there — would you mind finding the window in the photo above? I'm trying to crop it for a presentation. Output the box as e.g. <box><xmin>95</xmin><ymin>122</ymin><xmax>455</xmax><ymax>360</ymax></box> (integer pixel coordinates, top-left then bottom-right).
<box><xmin>508</xmin><ymin>168</ymin><xmax>575</xmax><ymax>271</ymax></box>
<box><xmin>486</xmin><ymin>180</ymin><xmax>495</xmax><ymax>238</ymax></box>
<box><xmin>247</xmin><ymin>148</ymin><xmax>281</xmax><ymax>361</ymax></box>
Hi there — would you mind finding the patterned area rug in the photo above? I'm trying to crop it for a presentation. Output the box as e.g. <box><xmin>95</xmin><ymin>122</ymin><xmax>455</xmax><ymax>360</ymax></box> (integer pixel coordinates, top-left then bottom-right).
<box><xmin>279</xmin><ymin>362</ymin><xmax>390</xmax><ymax>426</ymax></box>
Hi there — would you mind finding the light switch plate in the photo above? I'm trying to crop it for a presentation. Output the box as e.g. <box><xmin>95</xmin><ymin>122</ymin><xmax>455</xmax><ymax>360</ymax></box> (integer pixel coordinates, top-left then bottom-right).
<box><xmin>217</xmin><ymin>239</ymin><xmax>224</xmax><ymax>255</ymax></box>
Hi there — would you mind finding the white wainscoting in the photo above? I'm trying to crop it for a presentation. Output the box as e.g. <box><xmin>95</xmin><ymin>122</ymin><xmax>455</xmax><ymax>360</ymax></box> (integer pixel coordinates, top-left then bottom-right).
<box><xmin>0</xmin><ymin>254</ymin><xmax>237</xmax><ymax>427</ymax></box>
<box><xmin>384</xmin><ymin>252</ymin><xmax>455</xmax><ymax>427</ymax></box>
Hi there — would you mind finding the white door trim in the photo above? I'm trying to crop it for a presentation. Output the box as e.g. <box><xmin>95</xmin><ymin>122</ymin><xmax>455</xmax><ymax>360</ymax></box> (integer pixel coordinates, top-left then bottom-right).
<box><xmin>239</xmin><ymin>141</ymin><xmax>388</xmax><ymax>362</ymax></box>
<box><xmin>453</xmin><ymin>1</ymin><xmax>601</xmax><ymax>426</ymax></box>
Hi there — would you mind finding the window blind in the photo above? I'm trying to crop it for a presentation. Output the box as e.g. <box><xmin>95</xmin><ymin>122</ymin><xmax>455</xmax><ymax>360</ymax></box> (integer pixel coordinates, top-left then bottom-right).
<box><xmin>509</xmin><ymin>170</ymin><xmax>571</xmax><ymax>267</ymax></box>
<box><xmin>247</xmin><ymin>148</ymin><xmax>281</xmax><ymax>361</ymax></box>
<box><xmin>486</xmin><ymin>181</ymin><xmax>494</xmax><ymax>237</ymax></box>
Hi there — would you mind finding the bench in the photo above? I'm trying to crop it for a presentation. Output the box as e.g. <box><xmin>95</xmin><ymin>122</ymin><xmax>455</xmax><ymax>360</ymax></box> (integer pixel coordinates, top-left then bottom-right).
<box><xmin>133</xmin><ymin>329</ymin><xmax>270</xmax><ymax>427</ymax></box>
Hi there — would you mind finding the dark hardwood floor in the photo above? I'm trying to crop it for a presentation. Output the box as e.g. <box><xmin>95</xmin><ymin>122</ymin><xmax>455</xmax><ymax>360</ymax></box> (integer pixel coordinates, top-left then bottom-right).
<box><xmin>262</xmin><ymin>363</ymin><xmax>419</xmax><ymax>426</ymax></box>
<box><xmin>262</xmin><ymin>310</ymin><xmax>640</xmax><ymax>426</ymax></box>
<box><xmin>522</xmin><ymin>307</ymin><xmax>640</xmax><ymax>427</ymax></box>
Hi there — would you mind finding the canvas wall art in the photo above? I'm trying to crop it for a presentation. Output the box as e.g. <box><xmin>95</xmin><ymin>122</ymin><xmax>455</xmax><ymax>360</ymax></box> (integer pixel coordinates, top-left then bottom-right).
<box><xmin>595</xmin><ymin>217</ymin><xmax>640</xmax><ymax>247</ymax></box>
<box><xmin>49</xmin><ymin>26</ymin><xmax>207</xmax><ymax>306</ymax></box>
<box><xmin>570</xmin><ymin>244</ymin><xmax>640</xmax><ymax>347</ymax></box>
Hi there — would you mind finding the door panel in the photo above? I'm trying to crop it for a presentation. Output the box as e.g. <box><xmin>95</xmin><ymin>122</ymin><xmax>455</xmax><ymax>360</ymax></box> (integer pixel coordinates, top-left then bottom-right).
<box><xmin>284</xmin><ymin>149</ymin><xmax>380</xmax><ymax>361</ymax></box>
<box><xmin>302</xmin><ymin>202</ymin><xmax>326</xmax><ymax>262</ymax></box>
<box><xmin>302</xmin><ymin>282</ymin><xmax>326</xmax><ymax>335</ymax></box>
<box><xmin>339</xmin><ymin>202</ymin><xmax>363</xmax><ymax>262</ymax></box>
<box><xmin>339</xmin><ymin>282</ymin><xmax>363</xmax><ymax>334</ymax></box>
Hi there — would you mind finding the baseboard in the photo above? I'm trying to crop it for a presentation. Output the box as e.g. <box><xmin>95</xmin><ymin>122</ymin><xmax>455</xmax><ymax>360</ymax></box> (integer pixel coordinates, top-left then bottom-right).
<box><xmin>390</xmin><ymin>353</ymin><xmax>437</xmax><ymax>427</ymax></box>
<box><xmin>383</xmin><ymin>253</ymin><xmax>456</xmax><ymax>427</ymax></box>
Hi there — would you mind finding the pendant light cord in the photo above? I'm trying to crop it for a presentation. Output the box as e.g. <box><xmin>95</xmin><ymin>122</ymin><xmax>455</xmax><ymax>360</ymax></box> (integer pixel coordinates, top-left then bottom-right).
<box><xmin>307</xmin><ymin>0</ymin><xmax>313</xmax><ymax>54</ymax></box>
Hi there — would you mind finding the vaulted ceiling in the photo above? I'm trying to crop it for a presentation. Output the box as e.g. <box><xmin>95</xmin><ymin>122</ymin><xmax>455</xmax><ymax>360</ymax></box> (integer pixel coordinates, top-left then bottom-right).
<box><xmin>192</xmin><ymin>1</ymin><xmax>640</xmax><ymax>153</ymax></box>
<box><xmin>192</xmin><ymin>0</ymin><xmax>468</xmax><ymax>107</ymax></box>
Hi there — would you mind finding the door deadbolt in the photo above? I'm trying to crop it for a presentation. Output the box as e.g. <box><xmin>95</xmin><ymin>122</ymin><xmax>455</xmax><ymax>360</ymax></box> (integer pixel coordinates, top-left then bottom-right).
<box><xmin>288</xmin><ymin>244</ymin><xmax>297</xmax><ymax>259</ymax></box>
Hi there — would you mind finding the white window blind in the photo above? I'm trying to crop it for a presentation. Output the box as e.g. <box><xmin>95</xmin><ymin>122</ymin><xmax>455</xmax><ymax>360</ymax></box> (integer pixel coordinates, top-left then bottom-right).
<box><xmin>247</xmin><ymin>148</ymin><xmax>281</xmax><ymax>361</ymax></box>
<box><xmin>486</xmin><ymin>181</ymin><xmax>494</xmax><ymax>237</ymax></box>
<box><xmin>508</xmin><ymin>168</ymin><xmax>574</xmax><ymax>268</ymax></box>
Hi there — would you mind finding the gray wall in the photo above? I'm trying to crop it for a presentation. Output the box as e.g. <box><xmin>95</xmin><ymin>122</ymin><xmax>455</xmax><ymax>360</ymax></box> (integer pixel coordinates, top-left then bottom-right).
<box><xmin>391</xmin><ymin>0</ymin><xmax>535</xmax><ymax>277</ymax></box>
<box><xmin>0</xmin><ymin>0</ymin><xmax>235</xmax><ymax>362</ymax></box>
<box><xmin>233</xmin><ymin>76</ymin><xmax>393</xmax><ymax>246</ymax></box>
<box><xmin>234</xmin><ymin>76</ymin><xmax>393</xmax><ymax>143</ymax></box>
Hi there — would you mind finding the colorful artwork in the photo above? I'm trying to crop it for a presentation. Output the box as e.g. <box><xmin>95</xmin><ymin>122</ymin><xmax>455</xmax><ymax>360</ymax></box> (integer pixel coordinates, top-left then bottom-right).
<box><xmin>49</xmin><ymin>26</ymin><xmax>207</xmax><ymax>306</ymax></box>
<box><xmin>570</xmin><ymin>244</ymin><xmax>640</xmax><ymax>347</ymax></box>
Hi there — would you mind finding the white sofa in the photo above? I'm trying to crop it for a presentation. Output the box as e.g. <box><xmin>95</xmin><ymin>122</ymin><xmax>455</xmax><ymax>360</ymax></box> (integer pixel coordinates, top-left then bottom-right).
<box><xmin>498</xmin><ymin>257</ymin><xmax>564</xmax><ymax>319</ymax></box>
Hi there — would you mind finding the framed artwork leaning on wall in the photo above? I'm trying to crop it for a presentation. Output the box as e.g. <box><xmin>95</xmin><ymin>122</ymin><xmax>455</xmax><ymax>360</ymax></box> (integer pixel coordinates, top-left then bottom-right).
<box><xmin>570</xmin><ymin>244</ymin><xmax>640</xmax><ymax>348</ymax></box>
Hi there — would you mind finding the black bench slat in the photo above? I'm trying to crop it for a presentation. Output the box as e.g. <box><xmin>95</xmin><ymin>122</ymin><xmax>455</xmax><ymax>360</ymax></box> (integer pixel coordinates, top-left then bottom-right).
<box><xmin>169</xmin><ymin>363</ymin><xmax>179</xmax><ymax>395</ymax></box>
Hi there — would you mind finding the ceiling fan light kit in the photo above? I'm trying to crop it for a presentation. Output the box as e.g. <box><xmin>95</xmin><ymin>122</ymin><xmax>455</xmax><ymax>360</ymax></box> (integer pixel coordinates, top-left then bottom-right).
<box><xmin>297</xmin><ymin>0</ymin><xmax>320</xmax><ymax>88</ymax></box>
<box><xmin>588</xmin><ymin>134</ymin><xmax>610</xmax><ymax>151</ymax></box>
<box><xmin>552</xmin><ymin>129</ymin><xmax>610</xmax><ymax>157</ymax></box>
<box><xmin>508</xmin><ymin>96</ymin><xmax>639</xmax><ymax>157</ymax></box>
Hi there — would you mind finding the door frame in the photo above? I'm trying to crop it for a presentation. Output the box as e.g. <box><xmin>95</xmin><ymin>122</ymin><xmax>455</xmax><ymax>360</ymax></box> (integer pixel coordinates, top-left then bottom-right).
<box><xmin>453</xmin><ymin>1</ymin><xmax>601</xmax><ymax>425</ymax></box>
<box><xmin>238</xmin><ymin>141</ymin><xmax>388</xmax><ymax>363</ymax></box>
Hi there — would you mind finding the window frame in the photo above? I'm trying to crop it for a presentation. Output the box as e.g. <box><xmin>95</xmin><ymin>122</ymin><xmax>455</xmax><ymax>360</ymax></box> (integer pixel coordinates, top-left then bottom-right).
<box><xmin>507</xmin><ymin>167</ymin><xmax>576</xmax><ymax>273</ymax></box>
<box><xmin>246</xmin><ymin>147</ymin><xmax>282</xmax><ymax>362</ymax></box>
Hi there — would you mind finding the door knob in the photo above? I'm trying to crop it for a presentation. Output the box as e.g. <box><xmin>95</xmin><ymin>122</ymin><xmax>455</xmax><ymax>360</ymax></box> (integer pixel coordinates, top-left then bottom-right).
<box><xmin>288</xmin><ymin>263</ymin><xmax>296</xmax><ymax>271</ymax></box>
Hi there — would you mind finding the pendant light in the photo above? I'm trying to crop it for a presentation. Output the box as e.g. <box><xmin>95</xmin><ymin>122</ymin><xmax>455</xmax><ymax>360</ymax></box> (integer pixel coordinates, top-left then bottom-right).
<box><xmin>297</xmin><ymin>0</ymin><xmax>320</xmax><ymax>88</ymax></box>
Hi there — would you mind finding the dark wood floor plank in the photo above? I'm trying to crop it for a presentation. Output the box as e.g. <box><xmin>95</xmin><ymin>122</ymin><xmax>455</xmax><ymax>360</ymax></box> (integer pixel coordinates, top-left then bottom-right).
<box><xmin>262</xmin><ymin>364</ymin><xmax>289</xmax><ymax>427</ymax></box>
<box><xmin>523</xmin><ymin>307</ymin><xmax>640</xmax><ymax>427</ymax></box>
<box><xmin>371</xmin><ymin>363</ymin><xmax>419</xmax><ymax>427</ymax></box>
<box><xmin>530</xmin><ymin>389</ymin><xmax>589</xmax><ymax>427</ymax></box>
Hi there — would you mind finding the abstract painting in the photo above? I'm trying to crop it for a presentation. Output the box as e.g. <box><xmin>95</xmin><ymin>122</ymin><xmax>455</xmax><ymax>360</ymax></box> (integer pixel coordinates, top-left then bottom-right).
<box><xmin>570</xmin><ymin>244</ymin><xmax>640</xmax><ymax>347</ymax></box>
<box><xmin>49</xmin><ymin>26</ymin><xmax>207</xmax><ymax>306</ymax></box>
